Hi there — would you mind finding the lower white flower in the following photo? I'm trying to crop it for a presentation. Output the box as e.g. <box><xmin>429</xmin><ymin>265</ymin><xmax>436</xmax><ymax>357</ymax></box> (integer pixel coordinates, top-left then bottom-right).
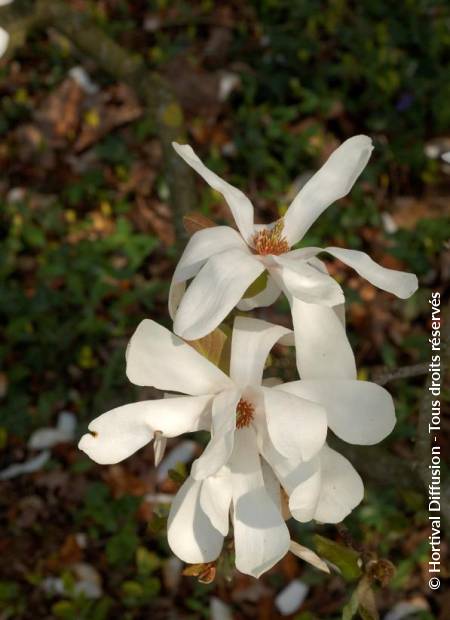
<box><xmin>79</xmin><ymin>315</ymin><xmax>395</xmax><ymax>576</ymax></box>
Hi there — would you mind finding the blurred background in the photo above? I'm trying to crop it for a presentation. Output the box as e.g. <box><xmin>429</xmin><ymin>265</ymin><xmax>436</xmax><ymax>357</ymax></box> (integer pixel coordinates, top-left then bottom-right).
<box><xmin>0</xmin><ymin>1</ymin><xmax>449</xmax><ymax>618</ymax></box>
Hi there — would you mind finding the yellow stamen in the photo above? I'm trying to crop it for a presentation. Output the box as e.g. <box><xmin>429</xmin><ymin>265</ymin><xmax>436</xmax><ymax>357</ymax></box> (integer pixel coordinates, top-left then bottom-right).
<box><xmin>236</xmin><ymin>398</ymin><xmax>255</xmax><ymax>428</ymax></box>
<box><xmin>252</xmin><ymin>219</ymin><xmax>289</xmax><ymax>256</ymax></box>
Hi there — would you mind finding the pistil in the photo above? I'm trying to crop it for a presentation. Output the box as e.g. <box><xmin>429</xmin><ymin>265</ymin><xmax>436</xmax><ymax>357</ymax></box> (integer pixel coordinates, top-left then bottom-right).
<box><xmin>252</xmin><ymin>219</ymin><xmax>289</xmax><ymax>256</ymax></box>
<box><xmin>236</xmin><ymin>398</ymin><xmax>255</xmax><ymax>428</ymax></box>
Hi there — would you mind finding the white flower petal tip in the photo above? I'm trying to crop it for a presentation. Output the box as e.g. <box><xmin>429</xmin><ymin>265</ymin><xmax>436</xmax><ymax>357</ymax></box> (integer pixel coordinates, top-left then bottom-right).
<box><xmin>0</xmin><ymin>27</ymin><xmax>10</xmax><ymax>58</ymax></box>
<box><xmin>153</xmin><ymin>431</ymin><xmax>167</xmax><ymax>467</ymax></box>
<box><xmin>289</xmin><ymin>541</ymin><xmax>330</xmax><ymax>574</ymax></box>
<box><xmin>289</xmin><ymin>446</ymin><xmax>364</xmax><ymax>524</ymax></box>
<box><xmin>167</xmin><ymin>476</ymin><xmax>224</xmax><ymax>564</ymax></box>
<box><xmin>126</xmin><ymin>319</ymin><xmax>231</xmax><ymax>395</ymax></box>
<box><xmin>279</xmin><ymin>379</ymin><xmax>396</xmax><ymax>445</ymax></box>
<box><xmin>172</xmin><ymin>142</ymin><xmax>255</xmax><ymax>242</ymax></box>
<box><xmin>79</xmin><ymin>396</ymin><xmax>211</xmax><ymax>466</ymax></box>
<box><xmin>324</xmin><ymin>247</ymin><xmax>418</xmax><ymax>299</ymax></box>
<box><xmin>283</xmin><ymin>135</ymin><xmax>374</xmax><ymax>246</ymax></box>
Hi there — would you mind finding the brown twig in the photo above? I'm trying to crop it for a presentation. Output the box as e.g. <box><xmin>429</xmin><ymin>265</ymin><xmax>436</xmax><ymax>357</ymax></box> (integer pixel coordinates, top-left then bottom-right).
<box><xmin>372</xmin><ymin>362</ymin><xmax>428</xmax><ymax>386</ymax></box>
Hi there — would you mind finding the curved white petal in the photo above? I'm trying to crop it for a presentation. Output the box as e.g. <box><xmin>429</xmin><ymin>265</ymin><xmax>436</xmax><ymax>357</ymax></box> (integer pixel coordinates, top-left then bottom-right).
<box><xmin>262</xmin><ymin>387</ymin><xmax>327</xmax><ymax>461</ymax></box>
<box><xmin>167</xmin><ymin>476</ymin><xmax>224</xmax><ymax>563</ymax></box>
<box><xmin>314</xmin><ymin>446</ymin><xmax>364</xmax><ymax>523</ymax></box>
<box><xmin>191</xmin><ymin>389</ymin><xmax>240</xmax><ymax>480</ymax></box>
<box><xmin>78</xmin><ymin>395</ymin><xmax>211</xmax><ymax>465</ymax></box>
<box><xmin>237</xmin><ymin>275</ymin><xmax>281</xmax><ymax>311</ymax></box>
<box><xmin>291</xmin><ymin>298</ymin><xmax>356</xmax><ymax>380</ymax></box>
<box><xmin>289</xmin><ymin>541</ymin><xmax>330</xmax><ymax>573</ymax></box>
<box><xmin>173</xmin><ymin>248</ymin><xmax>265</xmax><ymax>340</ymax></box>
<box><xmin>290</xmin><ymin>446</ymin><xmax>363</xmax><ymax>523</ymax></box>
<box><xmin>199</xmin><ymin>470</ymin><xmax>232</xmax><ymax>536</ymax></box>
<box><xmin>172</xmin><ymin>142</ymin><xmax>255</xmax><ymax>242</ymax></box>
<box><xmin>283</xmin><ymin>136</ymin><xmax>373</xmax><ymax>245</ymax></box>
<box><xmin>279</xmin><ymin>380</ymin><xmax>396</xmax><ymax>445</ymax></box>
<box><xmin>230</xmin><ymin>427</ymin><xmax>290</xmax><ymax>578</ymax></box>
<box><xmin>324</xmin><ymin>246</ymin><xmax>418</xmax><ymax>299</ymax></box>
<box><xmin>270</xmin><ymin>254</ymin><xmax>345</xmax><ymax>306</ymax></box>
<box><xmin>229</xmin><ymin>317</ymin><xmax>292</xmax><ymax>387</ymax></box>
<box><xmin>126</xmin><ymin>319</ymin><xmax>231</xmax><ymax>395</ymax></box>
<box><xmin>172</xmin><ymin>226</ymin><xmax>249</xmax><ymax>286</ymax></box>
<box><xmin>0</xmin><ymin>27</ymin><xmax>9</xmax><ymax>58</ymax></box>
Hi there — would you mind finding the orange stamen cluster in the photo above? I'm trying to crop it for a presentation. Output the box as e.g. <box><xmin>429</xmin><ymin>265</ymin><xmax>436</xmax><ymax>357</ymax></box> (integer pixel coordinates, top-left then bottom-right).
<box><xmin>252</xmin><ymin>219</ymin><xmax>289</xmax><ymax>256</ymax></box>
<box><xmin>236</xmin><ymin>398</ymin><xmax>255</xmax><ymax>429</ymax></box>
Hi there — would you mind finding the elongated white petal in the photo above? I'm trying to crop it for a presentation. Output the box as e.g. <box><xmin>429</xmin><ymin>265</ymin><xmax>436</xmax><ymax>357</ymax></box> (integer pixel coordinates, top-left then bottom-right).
<box><xmin>0</xmin><ymin>27</ymin><xmax>9</xmax><ymax>58</ymax></box>
<box><xmin>291</xmin><ymin>298</ymin><xmax>356</xmax><ymax>379</ymax></box>
<box><xmin>278</xmin><ymin>379</ymin><xmax>395</xmax><ymax>445</ymax></box>
<box><xmin>199</xmin><ymin>471</ymin><xmax>233</xmax><ymax>536</ymax></box>
<box><xmin>262</xmin><ymin>387</ymin><xmax>327</xmax><ymax>461</ymax></box>
<box><xmin>289</xmin><ymin>541</ymin><xmax>330</xmax><ymax>573</ymax></box>
<box><xmin>78</xmin><ymin>396</ymin><xmax>211</xmax><ymax>465</ymax></box>
<box><xmin>126</xmin><ymin>319</ymin><xmax>231</xmax><ymax>395</ymax></box>
<box><xmin>230</xmin><ymin>427</ymin><xmax>290</xmax><ymax>578</ymax></box>
<box><xmin>173</xmin><ymin>248</ymin><xmax>265</xmax><ymax>340</ymax></box>
<box><xmin>237</xmin><ymin>275</ymin><xmax>281</xmax><ymax>311</ymax></box>
<box><xmin>283</xmin><ymin>136</ymin><xmax>373</xmax><ymax>245</ymax></box>
<box><xmin>167</xmin><ymin>476</ymin><xmax>224</xmax><ymax>563</ymax></box>
<box><xmin>191</xmin><ymin>390</ymin><xmax>240</xmax><ymax>480</ymax></box>
<box><xmin>229</xmin><ymin>317</ymin><xmax>292</xmax><ymax>387</ymax></box>
<box><xmin>270</xmin><ymin>254</ymin><xmax>345</xmax><ymax>306</ymax></box>
<box><xmin>289</xmin><ymin>446</ymin><xmax>363</xmax><ymax>523</ymax></box>
<box><xmin>324</xmin><ymin>246</ymin><xmax>418</xmax><ymax>299</ymax></box>
<box><xmin>172</xmin><ymin>142</ymin><xmax>255</xmax><ymax>242</ymax></box>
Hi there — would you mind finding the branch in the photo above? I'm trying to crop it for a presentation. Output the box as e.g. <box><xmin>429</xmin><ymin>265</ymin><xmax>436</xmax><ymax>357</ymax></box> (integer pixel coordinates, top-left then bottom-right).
<box><xmin>0</xmin><ymin>0</ymin><xmax>196</xmax><ymax>246</ymax></box>
<box><xmin>372</xmin><ymin>362</ymin><xmax>428</xmax><ymax>386</ymax></box>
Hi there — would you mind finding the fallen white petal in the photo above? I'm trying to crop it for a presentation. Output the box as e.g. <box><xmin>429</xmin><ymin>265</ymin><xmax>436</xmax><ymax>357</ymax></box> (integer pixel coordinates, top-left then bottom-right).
<box><xmin>275</xmin><ymin>580</ymin><xmax>309</xmax><ymax>616</ymax></box>
<box><xmin>0</xmin><ymin>451</ymin><xmax>50</xmax><ymax>480</ymax></box>
<box><xmin>0</xmin><ymin>27</ymin><xmax>10</xmax><ymax>58</ymax></box>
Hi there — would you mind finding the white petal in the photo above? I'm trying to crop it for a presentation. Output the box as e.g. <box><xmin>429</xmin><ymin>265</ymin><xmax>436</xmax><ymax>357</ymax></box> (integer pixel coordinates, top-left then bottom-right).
<box><xmin>230</xmin><ymin>427</ymin><xmax>290</xmax><ymax>578</ymax></box>
<box><xmin>270</xmin><ymin>254</ymin><xmax>345</xmax><ymax>306</ymax></box>
<box><xmin>229</xmin><ymin>317</ymin><xmax>292</xmax><ymax>387</ymax></box>
<box><xmin>324</xmin><ymin>246</ymin><xmax>418</xmax><ymax>299</ymax></box>
<box><xmin>237</xmin><ymin>275</ymin><xmax>281</xmax><ymax>311</ymax></box>
<box><xmin>313</xmin><ymin>446</ymin><xmax>364</xmax><ymax>523</ymax></box>
<box><xmin>289</xmin><ymin>541</ymin><xmax>330</xmax><ymax>573</ymax></box>
<box><xmin>191</xmin><ymin>389</ymin><xmax>240</xmax><ymax>480</ymax></box>
<box><xmin>262</xmin><ymin>387</ymin><xmax>327</xmax><ymax>461</ymax></box>
<box><xmin>283</xmin><ymin>136</ymin><xmax>373</xmax><ymax>245</ymax></box>
<box><xmin>199</xmin><ymin>471</ymin><xmax>232</xmax><ymax>536</ymax></box>
<box><xmin>0</xmin><ymin>27</ymin><xmax>9</xmax><ymax>58</ymax></box>
<box><xmin>172</xmin><ymin>142</ymin><xmax>255</xmax><ymax>242</ymax></box>
<box><xmin>291</xmin><ymin>298</ymin><xmax>356</xmax><ymax>379</ymax></box>
<box><xmin>78</xmin><ymin>396</ymin><xmax>211</xmax><ymax>465</ymax></box>
<box><xmin>153</xmin><ymin>431</ymin><xmax>167</xmax><ymax>466</ymax></box>
<box><xmin>287</xmin><ymin>459</ymin><xmax>322</xmax><ymax>523</ymax></box>
<box><xmin>279</xmin><ymin>379</ymin><xmax>396</xmax><ymax>445</ymax></box>
<box><xmin>172</xmin><ymin>226</ymin><xmax>249</xmax><ymax>286</ymax></box>
<box><xmin>126</xmin><ymin>319</ymin><xmax>231</xmax><ymax>395</ymax></box>
<box><xmin>173</xmin><ymin>248</ymin><xmax>265</xmax><ymax>340</ymax></box>
<box><xmin>167</xmin><ymin>476</ymin><xmax>224</xmax><ymax>563</ymax></box>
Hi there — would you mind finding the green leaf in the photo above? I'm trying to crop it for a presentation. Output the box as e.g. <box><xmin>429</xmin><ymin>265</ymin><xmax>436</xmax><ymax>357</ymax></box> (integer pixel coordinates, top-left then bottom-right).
<box><xmin>314</xmin><ymin>535</ymin><xmax>362</xmax><ymax>582</ymax></box>
<box><xmin>136</xmin><ymin>547</ymin><xmax>160</xmax><ymax>576</ymax></box>
<box><xmin>243</xmin><ymin>271</ymin><xmax>268</xmax><ymax>299</ymax></box>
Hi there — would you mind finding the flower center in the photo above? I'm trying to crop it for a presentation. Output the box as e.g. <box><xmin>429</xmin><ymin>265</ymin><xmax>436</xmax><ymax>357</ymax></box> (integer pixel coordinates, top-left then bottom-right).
<box><xmin>236</xmin><ymin>398</ymin><xmax>255</xmax><ymax>429</ymax></box>
<box><xmin>252</xmin><ymin>219</ymin><xmax>289</xmax><ymax>256</ymax></box>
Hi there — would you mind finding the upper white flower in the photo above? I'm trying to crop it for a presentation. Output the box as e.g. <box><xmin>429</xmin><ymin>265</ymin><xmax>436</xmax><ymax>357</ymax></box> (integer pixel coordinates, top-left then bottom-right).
<box><xmin>79</xmin><ymin>315</ymin><xmax>395</xmax><ymax>576</ymax></box>
<box><xmin>169</xmin><ymin>137</ymin><xmax>418</xmax><ymax>355</ymax></box>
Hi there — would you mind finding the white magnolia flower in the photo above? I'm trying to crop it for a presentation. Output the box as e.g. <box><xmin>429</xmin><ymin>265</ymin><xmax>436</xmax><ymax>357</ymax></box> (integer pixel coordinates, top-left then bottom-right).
<box><xmin>79</xmin><ymin>315</ymin><xmax>395</xmax><ymax>576</ymax></box>
<box><xmin>169</xmin><ymin>137</ymin><xmax>418</xmax><ymax>377</ymax></box>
